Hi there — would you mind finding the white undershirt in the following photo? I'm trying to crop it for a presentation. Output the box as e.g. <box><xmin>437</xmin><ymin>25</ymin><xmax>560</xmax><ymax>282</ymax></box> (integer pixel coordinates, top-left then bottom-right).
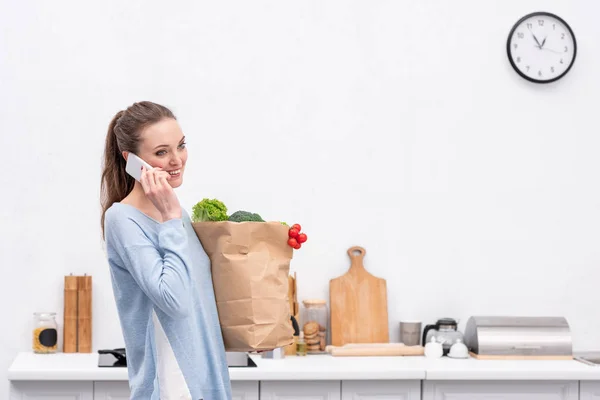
<box><xmin>152</xmin><ymin>310</ymin><xmax>193</xmax><ymax>400</ymax></box>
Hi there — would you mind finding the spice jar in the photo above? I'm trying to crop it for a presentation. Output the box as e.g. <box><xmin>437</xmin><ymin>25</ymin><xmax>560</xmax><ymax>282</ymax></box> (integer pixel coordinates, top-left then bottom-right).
<box><xmin>301</xmin><ymin>299</ymin><xmax>328</xmax><ymax>353</ymax></box>
<box><xmin>32</xmin><ymin>312</ymin><xmax>58</xmax><ymax>354</ymax></box>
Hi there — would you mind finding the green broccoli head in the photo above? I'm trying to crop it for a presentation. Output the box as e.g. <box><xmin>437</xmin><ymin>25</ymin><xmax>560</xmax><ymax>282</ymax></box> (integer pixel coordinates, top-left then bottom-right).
<box><xmin>228</xmin><ymin>210</ymin><xmax>265</xmax><ymax>223</ymax></box>
<box><xmin>191</xmin><ymin>198</ymin><xmax>228</xmax><ymax>222</ymax></box>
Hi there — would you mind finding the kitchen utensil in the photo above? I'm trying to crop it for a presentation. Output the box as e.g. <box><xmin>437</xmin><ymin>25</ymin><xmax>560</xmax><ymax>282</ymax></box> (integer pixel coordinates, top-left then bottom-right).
<box><xmin>464</xmin><ymin>316</ymin><xmax>573</xmax><ymax>360</ymax></box>
<box><xmin>329</xmin><ymin>246</ymin><xmax>389</xmax><ymax>346</ymax></box>
<box><xmin>77</xmin><ymin>275</ymin><xmax>92</xmax><ymax>353</ymax></box>
<box><xmin>400</xmin><ymin>321</ymin><xmax>422</xmax><ymax>346</ymax></box>
<box><xmin>325</xmin><ymin>343</ymin><xmax>405</xmax><ymax>352</ymax></box>
<box><xmin>423</xmin><ymin>318</ymin><xmax>463</xmax><ymax>356</ymax></box>
<box><xmin>282</xmin><ymin>315</ymin><xmax>300</xmax><ymax>356</ymax></box>
<box><xmin>63</xmin><ymin>275</ymin><xmax>78</xmax><ymax>353</ymax></box>
<box><xmin>327</xmin><ymin>344</ymin><xmax>424</xmax><ymax>357</ymax></box>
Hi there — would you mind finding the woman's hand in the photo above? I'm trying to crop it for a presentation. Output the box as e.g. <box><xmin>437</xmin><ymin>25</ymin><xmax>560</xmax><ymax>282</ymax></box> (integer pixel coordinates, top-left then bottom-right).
<box><xmin>140</xmin><ymin>166</ymin><xmax>182</xmax><ymax>221</ymax></box>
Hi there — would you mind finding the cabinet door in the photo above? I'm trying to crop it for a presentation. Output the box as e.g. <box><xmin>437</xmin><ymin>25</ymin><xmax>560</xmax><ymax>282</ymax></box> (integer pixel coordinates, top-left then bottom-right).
<box><xmin>260</xmin><ymin>380</ymin><xmax>340</xmax><ymax>400</ymax></box>
<box><xmin>232</xmin><ymin>381</ymin><xmax>259</xmax><ymax>400</ymax></box>
<box><xmin>423</xmin><ymin>380</ymin><xmax>578</xmax><ymax>400</ymax></box>
<box><xmin>581</xmin><ymin>381</ymin><xmax>600</xmax><ymax>400</ymax></box>
<box><xmin>9</xmin><ymin>381</ymin><xmax>93</xmax><ymax>400</ymax></box>
<box><xmin>93</xmin><ymin>381</ymin><xmax>130</xmax><ymax>400</ymax></box>
<box><xmin>342</xmin><ymin>380</ymin><xmax>420</xmax><ymax>400</ymax></box>
<box><xmin>93</xmin><ymin>380</ymin><xmax>258</xmax><ymax>399</ymax></box>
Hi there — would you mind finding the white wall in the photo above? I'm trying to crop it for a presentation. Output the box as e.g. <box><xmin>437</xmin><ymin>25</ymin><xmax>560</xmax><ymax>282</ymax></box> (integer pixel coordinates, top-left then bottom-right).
<box><xmin>2</xmin><ymin>0</ymin><xmax>600</xmax><ymax>396</ymax></box>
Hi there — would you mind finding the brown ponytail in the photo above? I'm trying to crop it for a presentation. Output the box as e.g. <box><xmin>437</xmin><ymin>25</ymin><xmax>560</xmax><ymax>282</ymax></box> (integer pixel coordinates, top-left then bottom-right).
<box><xmin>100</xmin><ymin>101</ymin><xmax>176</xmax><ymax>238</ymax></box>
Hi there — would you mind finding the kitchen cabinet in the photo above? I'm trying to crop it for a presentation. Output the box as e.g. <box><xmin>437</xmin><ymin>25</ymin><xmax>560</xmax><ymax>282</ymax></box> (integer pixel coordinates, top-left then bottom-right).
<box><xmin>260</xmin><ymin>380</ymin><xmax>340</xmax><ymax>400</ymax></box>
<box><xmin>260</xmin><ymin>380</ymin><xmax>420</xmax><ymax>400</ymax></box>
<box><xmin>581</xmin><ymin>381</ymin><xmax>600</xmax><ymax>400</ymax></box>
<box><xmin>342</xmin><ymin>380</ymin><xmax>420</xmax><ymax>399</ymax></box>
<box><xmin>9</xmin><ymin>381</ymin><xmax>93</xmax><ymax>400</ymax></box>
<box><xmin>11</xmin><ymin>379</ymin><xmax>600</xmax><ymax>400</ymax></box>
<box><xmin>93</xmin><ymin>381</ymin><xmax>130</xmax><ymax>399</ymax></box>
<box><xmin>422</xmin><ymin>380</ymin><xmax>579</xmax><ymax>400</ymax></box>
<box><xmin>91</xmin><ymin>380</ymin><xmax>259</xmax><ymax>399</ymax></box>
<box><xmin>232</xmin><ymin>381</ymin><xmax>259</xmax><ymax>400</ymax></box>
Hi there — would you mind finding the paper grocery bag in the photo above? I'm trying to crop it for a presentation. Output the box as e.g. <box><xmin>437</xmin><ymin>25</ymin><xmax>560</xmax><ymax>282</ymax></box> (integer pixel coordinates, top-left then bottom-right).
<box><xmin>191</xmin><ymin>221</ymin><xmax>294</xmax><ymax>352</ymax></box>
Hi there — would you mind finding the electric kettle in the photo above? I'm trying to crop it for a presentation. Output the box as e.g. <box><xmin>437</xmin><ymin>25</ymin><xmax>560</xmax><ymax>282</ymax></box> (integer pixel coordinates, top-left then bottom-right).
<box><xmin>422</xmin><ymin>318</ymin><xmax>463</xmax><ymax>356</ymax></box>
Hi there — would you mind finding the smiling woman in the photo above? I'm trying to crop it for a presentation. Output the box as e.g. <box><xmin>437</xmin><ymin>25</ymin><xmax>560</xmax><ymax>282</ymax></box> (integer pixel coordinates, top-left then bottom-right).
<box><xmin>99</xmin><ymin>101</ymin><xmax>233</xmax><ymax>400</ymax></box>
<box><xmin>140</xmin><ymin>119</ymin><xmax>188</xmax><ymax>182</ymax></box>
<box><xmin>100</xmin><ymin>101</ymin><xmax>179</xmax><ymax>234</ymax></box>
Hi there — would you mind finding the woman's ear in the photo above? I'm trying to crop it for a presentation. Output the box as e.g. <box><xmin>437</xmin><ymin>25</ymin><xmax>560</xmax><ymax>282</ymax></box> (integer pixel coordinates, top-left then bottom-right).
<box><xmin>122</xmin><ymin>151</ymin><xmax>129</xmax><ymax>161</ymax></box>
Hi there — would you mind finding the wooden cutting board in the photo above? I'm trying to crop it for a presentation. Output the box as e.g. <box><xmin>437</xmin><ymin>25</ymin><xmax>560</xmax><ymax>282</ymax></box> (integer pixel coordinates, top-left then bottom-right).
<box><xmin>329</xmin><ymin>246</ymin><xmax>389</xmax><ymax>346</ymax></box>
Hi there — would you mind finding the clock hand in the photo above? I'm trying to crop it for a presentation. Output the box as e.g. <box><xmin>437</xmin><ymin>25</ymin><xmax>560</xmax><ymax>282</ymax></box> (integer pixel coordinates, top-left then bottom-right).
<box><xmin>541</xmin><ymin>47</ymin><xmax>563</xmax><ymax>54</ymax></box>
<box><xmin>528</xmin><ymin>26</ymin><xmax>542</xmax><ymax>48</ymax></box>
<box><xmin>541</xmin><ymin>36</ymin><xmax>547</xmax><ymax>48</ymax></box>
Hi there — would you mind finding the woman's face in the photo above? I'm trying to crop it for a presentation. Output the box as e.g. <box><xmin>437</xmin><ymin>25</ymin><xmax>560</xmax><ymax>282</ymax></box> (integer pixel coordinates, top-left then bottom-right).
<box><xmin>135</xmin><ymin>118</ymin><xmax>188</xmax><ymax>188</ymax></box>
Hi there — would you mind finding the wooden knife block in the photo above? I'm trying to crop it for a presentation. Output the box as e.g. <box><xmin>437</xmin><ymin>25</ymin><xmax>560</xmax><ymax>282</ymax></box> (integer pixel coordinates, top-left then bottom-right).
<box><xmin>63</xmin><ymin>274</ymin><xmax>92</xmax><ymax>353</ymax></box>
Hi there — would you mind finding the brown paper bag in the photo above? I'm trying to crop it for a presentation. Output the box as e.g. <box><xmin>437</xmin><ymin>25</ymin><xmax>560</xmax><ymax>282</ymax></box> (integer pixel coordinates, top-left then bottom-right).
<box><xmin>191</xmin><ymin>221</ymin><xmax>294</xmax><ymax>352</ymax></box>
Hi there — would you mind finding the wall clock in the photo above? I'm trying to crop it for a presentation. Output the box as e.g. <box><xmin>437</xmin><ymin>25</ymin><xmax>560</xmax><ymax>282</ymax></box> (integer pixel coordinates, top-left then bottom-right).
<box><xmin>506</xmin><ymin>12</ymin><xmax>577</xmax><ymax>83</ymax></box>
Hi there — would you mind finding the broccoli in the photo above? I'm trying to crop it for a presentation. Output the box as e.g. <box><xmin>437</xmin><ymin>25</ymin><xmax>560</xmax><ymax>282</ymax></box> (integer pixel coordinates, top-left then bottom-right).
<box><xmin>191</xmin><ymin>198</ymin><xmax>228</xmax><ymax>222</ymax></box>
<box><xmin>228</xmin><ymin>210</ymin><xmax>265</xmax><ymax>222</ymax></box>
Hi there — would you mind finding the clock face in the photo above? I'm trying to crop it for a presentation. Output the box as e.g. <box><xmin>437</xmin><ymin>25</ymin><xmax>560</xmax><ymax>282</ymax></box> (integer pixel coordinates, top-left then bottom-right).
<box><xmin>507</xmin><ymin>12</ymin><xmax>577</xmax><ymax>83</ymax></box>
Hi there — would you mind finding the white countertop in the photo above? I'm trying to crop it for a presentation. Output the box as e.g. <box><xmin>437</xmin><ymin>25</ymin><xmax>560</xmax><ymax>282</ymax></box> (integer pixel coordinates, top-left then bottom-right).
<box><xmin>424</xmin><ymin>356</ymin><xmax>600</xmax><ymax>381</ymax></box>
<box><xmin>7</xmin><ymin>352</ymin><xmax>426</xmax><ymax>381</ymax></box>
<box><xmin>8</xmin><ymin>352</ymin><xmax>600</xmax><ymax>381</ymax></box>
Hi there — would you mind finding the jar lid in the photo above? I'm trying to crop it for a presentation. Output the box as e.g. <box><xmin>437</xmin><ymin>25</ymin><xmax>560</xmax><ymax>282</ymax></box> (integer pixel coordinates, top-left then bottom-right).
<box><xmin>302</xmin><ymin>299</ymin><xmax>326</xmax><ymax>306</ymax></box>
<box><xmin>34</xmin><ymin>312</ymin><xmax>56</xmax><ymax>319</ymax></box>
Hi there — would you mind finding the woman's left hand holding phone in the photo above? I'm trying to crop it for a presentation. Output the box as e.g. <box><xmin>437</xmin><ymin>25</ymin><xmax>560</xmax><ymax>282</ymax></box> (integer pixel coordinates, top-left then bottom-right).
<box><xmin>140</xmin><ymin>166</ymin><xmax>182</xmax><ymax>222</ymax></box>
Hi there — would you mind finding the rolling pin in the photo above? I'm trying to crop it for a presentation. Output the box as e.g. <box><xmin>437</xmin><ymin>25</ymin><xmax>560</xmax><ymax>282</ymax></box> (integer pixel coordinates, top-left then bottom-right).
<box><xmin>325</xmin><ymin>343</ymin><xmax>406</xmax><ymax>353</ymax></box>
<box><xmin>328</xmin><ymin>345</ymin><xmax>425</xmax><ymax>357</ymax></box>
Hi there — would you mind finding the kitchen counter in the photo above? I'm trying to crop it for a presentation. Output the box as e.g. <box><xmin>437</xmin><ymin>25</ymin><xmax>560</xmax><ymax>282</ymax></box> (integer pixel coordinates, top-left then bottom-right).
<box><xmin>8</xmin><ymin>351</ymin><xmax>600</xmax><ymax>381</ymax></box>
<box><xmin>7</xmin><ymin>352</ymin><xmax>426</xmax><ymax>381</ymax></box>
<box><xmin>424</xmin><ymin>356</ymin><xmax>600</xmax><ymax>381</ymax></box>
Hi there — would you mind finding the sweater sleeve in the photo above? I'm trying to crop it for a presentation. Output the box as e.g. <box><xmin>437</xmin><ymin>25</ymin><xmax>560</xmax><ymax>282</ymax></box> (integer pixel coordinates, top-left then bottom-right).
<box><xmin>106</xmin><ymin>214</ymin><xmax>193</xmax><ymax>319</ymax></box>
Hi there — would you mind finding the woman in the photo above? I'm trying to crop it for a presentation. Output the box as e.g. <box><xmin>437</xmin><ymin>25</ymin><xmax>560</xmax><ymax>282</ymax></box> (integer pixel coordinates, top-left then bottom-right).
<box><xmin>100</xmin><ymin>101</ymin><xmax>232</xmax><ymax>400</ymax></box>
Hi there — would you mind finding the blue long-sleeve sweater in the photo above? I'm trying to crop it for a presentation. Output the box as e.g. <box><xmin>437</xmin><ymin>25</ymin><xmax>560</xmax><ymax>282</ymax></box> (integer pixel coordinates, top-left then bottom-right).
<box><xmin>104</xmin><ymin>202</ymin><xmax>232</xmax><ymax>400</ymax></box>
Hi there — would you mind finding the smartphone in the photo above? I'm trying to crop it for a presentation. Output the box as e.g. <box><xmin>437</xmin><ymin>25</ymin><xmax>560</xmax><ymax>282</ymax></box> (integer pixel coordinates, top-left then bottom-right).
<box><xmin>125</xmin><ymin>153</ymin><xmax>153</xmax><ymax>182</ymax></box>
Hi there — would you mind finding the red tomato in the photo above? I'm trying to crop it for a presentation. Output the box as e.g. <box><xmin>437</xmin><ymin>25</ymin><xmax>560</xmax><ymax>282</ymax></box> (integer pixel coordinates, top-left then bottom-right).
<box><xmin>292</xmin><ymin>224</ymin><xmax>302</xmax><ymax>232</ymax></box>
<box><xmin>297</xmin><ymin>233</ymin><xmax>307</xmax><ymax>243</ymax></box>
<box><xmin>288</xmin><ymin>228</ymin><xmax>299</xmax><ymax>238</ymax></box>
<box><xmin>294</xmin><ymin>242</ymin><xmax>301</xmax><ymax>250</ymax></box>
<box><xmin>288</xmin><ymin>238</ymin><xmax>298</xmax><ymax>248</ymax></box>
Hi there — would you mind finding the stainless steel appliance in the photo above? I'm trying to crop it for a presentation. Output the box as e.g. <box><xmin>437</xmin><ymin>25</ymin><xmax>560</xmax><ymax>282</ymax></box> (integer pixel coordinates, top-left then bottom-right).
<box><xmin>464</xmin><ymin>316</ymin><xmax>573</xmax><ymax>358</ymax></box>
<box><xmin>98</xmin><ymin>348</ymin><xmax>257</xmax><ymax>368</ymax></box>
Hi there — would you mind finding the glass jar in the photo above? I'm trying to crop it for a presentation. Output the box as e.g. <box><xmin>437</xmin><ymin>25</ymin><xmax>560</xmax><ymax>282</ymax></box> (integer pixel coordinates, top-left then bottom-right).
<box><xmin>32</xmin><ymin>312</ymin><xmax>58</xmax><ymax>354</ymax></box>
<box><xmin>301</xmin><ymin>299</ymin><xmax>328</xmax><ymax>353</ymax></box>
